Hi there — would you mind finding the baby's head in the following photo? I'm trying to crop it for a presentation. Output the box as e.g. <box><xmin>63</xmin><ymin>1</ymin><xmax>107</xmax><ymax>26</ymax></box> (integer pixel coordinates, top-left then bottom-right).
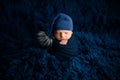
<box><xmin>52</xmin><ymin>13</ymin><xmax>73</xmax><ymax>45</ymax></box>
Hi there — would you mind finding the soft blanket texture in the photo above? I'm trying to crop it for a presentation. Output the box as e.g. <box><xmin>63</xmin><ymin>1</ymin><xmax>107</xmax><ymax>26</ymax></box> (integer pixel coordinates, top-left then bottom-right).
<box><xmin>0</xmin><ymin>0</ymin><xmax>120</xmax><ymax>80</ymax></box>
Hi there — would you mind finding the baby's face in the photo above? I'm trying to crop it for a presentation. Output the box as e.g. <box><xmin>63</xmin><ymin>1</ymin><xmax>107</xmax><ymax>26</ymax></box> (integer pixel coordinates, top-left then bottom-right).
<box><xmin>54</xmin><ymin>30</ymin><xmax>73</xmax><ymax>45</ymax></box>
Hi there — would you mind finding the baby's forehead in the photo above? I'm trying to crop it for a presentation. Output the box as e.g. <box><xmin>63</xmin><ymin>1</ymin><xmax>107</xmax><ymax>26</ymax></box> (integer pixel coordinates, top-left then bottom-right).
<box><xmin>54</xmin><ymin>30</ymin><xmax>72</xmax><ymax>32</ymax></box>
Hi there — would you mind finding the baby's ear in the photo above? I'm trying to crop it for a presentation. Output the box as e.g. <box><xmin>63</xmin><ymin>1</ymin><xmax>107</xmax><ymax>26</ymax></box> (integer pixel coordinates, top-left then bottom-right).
<box><xmin>71</xmin><ymin>31</ymin><xmax>73</xmax><ymax>34</ymax></box>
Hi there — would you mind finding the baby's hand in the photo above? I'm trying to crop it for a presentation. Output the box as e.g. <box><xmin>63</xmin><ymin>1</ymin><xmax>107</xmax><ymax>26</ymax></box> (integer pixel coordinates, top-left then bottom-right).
<box><xmin>59</xmin><ymin>40</ymin><xmax>68</xmax><ymax>45</ymax></box>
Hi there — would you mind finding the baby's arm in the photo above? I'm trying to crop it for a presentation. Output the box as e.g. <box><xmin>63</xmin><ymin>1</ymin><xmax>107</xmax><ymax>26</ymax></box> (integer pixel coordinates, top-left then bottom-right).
<box><xmin>37</xmin><ymin>31</ymin><xmax>53</xmax><ymax>49</ymax></box>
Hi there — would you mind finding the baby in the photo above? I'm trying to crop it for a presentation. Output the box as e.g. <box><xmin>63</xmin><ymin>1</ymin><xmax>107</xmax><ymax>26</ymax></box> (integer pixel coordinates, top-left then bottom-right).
<box><xmin>37</xmin><ymin>13</ymin><xmax>79</xmax><ymax>60</ymax></box>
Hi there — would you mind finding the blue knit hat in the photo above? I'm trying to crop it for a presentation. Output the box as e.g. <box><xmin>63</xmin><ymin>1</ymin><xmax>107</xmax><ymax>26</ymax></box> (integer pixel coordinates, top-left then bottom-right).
<box><xmin>52</xmin><ymin>13</ymin><xmax>73</xmax><ymax>31</ymax></box>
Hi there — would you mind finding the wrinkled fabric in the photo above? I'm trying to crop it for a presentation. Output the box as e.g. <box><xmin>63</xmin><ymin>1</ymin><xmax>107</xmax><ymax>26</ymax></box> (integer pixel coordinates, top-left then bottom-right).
<box><xmin>48</xmin><ymin>34</ymin><xmax>79</xmax><ymax>60</ymax></box>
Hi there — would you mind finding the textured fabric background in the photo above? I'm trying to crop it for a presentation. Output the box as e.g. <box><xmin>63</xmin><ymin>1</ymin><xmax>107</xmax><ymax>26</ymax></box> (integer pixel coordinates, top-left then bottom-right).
<box><xmin>0</xmin><ymin>0</ymin><xmax>120</xmax><ymax>80</ymax></box>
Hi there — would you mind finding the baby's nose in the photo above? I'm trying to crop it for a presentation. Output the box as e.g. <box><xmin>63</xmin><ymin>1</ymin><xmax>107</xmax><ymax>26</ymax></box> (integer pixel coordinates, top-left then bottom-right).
<box><xmin>60</xmin><ymin>33</ymin><xmax>65</xmax><ymax>38</ymax></box>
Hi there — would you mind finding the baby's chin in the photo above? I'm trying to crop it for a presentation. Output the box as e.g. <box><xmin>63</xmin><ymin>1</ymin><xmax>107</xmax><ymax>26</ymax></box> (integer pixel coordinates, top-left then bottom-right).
<box><xmin>59</xmin><ymin>39</ymin><xmax>68</xmax><ymax>45</ymax></box>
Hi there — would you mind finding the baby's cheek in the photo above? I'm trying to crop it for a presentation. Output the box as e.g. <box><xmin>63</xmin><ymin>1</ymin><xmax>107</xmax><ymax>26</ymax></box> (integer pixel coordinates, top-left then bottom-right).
<box><xmin>55</xmin><ymin>36</ymin><xmax>60</xmax><ymax>40</ymax></box>
<box><xmin>67</xmin><ymin>35</ymin><xmax>72</xmax><ymax>39</ymax></box>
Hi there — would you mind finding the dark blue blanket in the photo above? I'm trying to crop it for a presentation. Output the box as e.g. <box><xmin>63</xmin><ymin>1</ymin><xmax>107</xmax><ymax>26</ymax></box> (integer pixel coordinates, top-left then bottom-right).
<box><xmin>0</xmin><ymin>0</ymin><xmax>120</xmax><ymax>80</ymax></box>
<box><xmin>48</xmin><ymin>34</ymin><xmax>79</xmax><ymax>60</ymax></box>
